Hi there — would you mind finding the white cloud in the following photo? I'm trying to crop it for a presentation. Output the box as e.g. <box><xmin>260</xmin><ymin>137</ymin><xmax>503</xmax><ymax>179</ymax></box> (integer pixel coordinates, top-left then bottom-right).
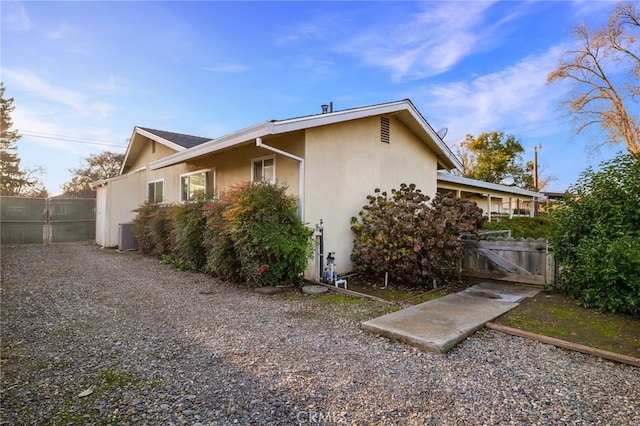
<box><xmin>416</xmin><ymin>44</ymin><xmax>570</xmax><ymax>145</ymax></box>
<box><xmin>340</xmin><ymin>2</ymin><xmax>498</xmax><ymax>81</ymax></box>
<box><xmin>1</xmin><ymin>2</ymin><xmax>31</xmax><ymax>31</ymax></box>
<box><xmin>1</xmin><ymin>68</ymin><xmax>115</xmax><ymax>118</ymax></box>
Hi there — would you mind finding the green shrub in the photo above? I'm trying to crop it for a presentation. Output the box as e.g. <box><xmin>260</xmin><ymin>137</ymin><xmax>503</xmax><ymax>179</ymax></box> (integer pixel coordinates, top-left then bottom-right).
<box><xmin>168</xmin><ymin>199</ymin><xmax>208</xmax><ymax>271</ymax></box>
<box><xmin>133</xmin><ymin>203</ymin><xmax>174</xmax><ymax>257</ymax></box>
<box><xmin>202</xmin><ymin>197</ymin><xmax>241</xmax><ymax>282</ymax></box>
<box><xmin>133</xmin><ymin>183</ymin><xmax>314</xmax><ymax>286</ymax></box>
<box><xmin>220</xmin><ymin>182</ymin><xmax>314</xmax><ymax>287</ymax></box>
<box><xmin>482</xmin><ymin>217</ymin><xmax>554</xmax><ymax>239</ymax></box>
<box><xmin>350</xmin><ymin>185</ymin><xmax>485</xmax><ymax>288</ymax></box>
<box><xmin>550</xmin><ymin>153</ymin><xmax>640</xmax><ymax>316</ymax></box>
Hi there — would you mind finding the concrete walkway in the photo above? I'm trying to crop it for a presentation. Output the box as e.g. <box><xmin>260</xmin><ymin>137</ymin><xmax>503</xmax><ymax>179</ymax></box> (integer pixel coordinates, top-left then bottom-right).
<box><xmin>361</xmin><ymin>281</ymin><xmax>540</xmax><ymax>353</ymax></box>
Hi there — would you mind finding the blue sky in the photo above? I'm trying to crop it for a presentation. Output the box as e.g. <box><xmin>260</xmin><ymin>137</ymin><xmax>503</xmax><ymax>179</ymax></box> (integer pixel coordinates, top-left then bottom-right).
<box><xmin>1</xmin><ymin>1</ymin><xmax>628</xmax><ymax>195</ymax></box>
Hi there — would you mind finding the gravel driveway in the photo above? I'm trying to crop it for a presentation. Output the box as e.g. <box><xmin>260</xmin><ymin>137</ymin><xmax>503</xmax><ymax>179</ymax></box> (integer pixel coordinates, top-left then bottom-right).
<box><xmin>1</xmin><ymin>243</ymin><xmax>638</xmax><ymax>425</ymax></box>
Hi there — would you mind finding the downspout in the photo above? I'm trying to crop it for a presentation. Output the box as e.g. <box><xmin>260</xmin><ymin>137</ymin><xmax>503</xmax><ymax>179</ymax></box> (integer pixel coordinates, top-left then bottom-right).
<box><xmin>255</xmin><ymin>137</ymin><xmax>305</xmax><ymax>221</ymax></box>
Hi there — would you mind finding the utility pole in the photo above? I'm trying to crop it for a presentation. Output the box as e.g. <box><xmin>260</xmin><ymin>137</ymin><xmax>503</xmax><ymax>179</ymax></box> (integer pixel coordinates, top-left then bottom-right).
<box><xmin>533</xmin><ymin>144</ymin><xmax>542</xmax><ymax>191</ymax></box>
<box><xmin>533</xmin><ymin>144</ymin><xmax>542</xmax><ymax>216</ymax></box>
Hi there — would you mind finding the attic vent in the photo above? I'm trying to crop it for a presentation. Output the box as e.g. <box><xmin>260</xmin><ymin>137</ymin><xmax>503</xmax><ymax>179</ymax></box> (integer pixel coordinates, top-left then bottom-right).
<box><xmin>380</xmin><ymin>116</ymin><xmax>390</xmax><ymax>143</ymax></box>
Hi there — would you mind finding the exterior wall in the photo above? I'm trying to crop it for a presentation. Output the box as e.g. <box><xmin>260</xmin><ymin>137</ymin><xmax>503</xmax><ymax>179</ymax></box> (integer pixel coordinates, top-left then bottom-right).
<box><xmin>184</xmin><ymin>132</ymin><xmax>303</xmax><ymax>200</ymax></box>
<box><xmin>98</xmin><ymin>168</ymin><xmax>147</xmax><ymax>247</ymax></box>
<box><xmin>304</xmin><ymin>115</ymin><xmax>439</xmax><ymax>279</ymax></box>
<box><xmin>100</xmin><ymin>118</ymin><xmax>442</xmax><ymax>280</ymax></box>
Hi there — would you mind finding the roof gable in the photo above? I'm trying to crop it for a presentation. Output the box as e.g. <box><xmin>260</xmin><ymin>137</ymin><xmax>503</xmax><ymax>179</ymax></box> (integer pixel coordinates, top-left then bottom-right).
<box><xmin>137</xmin><ymin>127</ymin><xmax>212</xmax><ymax>149</ymax></box>
<box><xmin>150</xmin><ymin>99</ymin><xmax>463</xmax><ymax>171</ymax></box>
<box><xmin>120</xmin><ymin>127</ymin><xmax>213</xmax><ymax>174</ymax></box>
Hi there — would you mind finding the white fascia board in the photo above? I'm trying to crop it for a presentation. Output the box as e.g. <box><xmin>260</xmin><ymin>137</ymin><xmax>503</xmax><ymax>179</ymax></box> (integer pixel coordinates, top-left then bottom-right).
<box><xmin>272</xmin><ymin>99</ymin><xmax>462</xmax><ymax>172</ymax></box>
<box><xmin>270</xmin><ymin>100</ymin><xmax>410</xmax><ymax>134</ymax></box>
<box><xmin>437</xmin><ymin>172</ymin><xmax>544</xmax><ymax>198</ymax></box>
<box><xmin>135</xmin><ymin>127</ymin><xmax>189</xmax><ymax>152</ymax></box>
<box><xmin>119</xmin><ymin>127</ymin><xmax>188</xmax><ymax>175</ymax></box>
<box><xmin>149</xmin><ymin>121</ymin><xmax>271</xmax><ymax>170</ymax></box>
<box><xmin>90</xmin><ymin>167</ymin><xmax>146</xmax><ymax>189</ymax></box>
<box><xmin>403</xmin><ymin>103</ymin><xmax>463</xmax><ymax>172</ymax></box>
<box><xmin>119</xmin><ymin>127</ymin><xmax>141</xmax><ymax>175</ymax></box>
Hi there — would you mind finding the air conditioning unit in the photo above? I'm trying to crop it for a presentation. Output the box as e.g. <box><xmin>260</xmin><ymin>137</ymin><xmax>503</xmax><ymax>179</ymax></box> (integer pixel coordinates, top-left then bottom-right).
<box><xmin>118</xmin><ymin>222</ymin><xmax>138</xmax><ymax>251</ymax></box>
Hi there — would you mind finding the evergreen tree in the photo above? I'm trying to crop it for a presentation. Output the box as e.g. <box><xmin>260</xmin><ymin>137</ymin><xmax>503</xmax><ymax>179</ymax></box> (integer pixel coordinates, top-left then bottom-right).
<box><xmin>0</xmin><ymin>82</ymin><xmax>27</xmax><ymax>195</ymax></box>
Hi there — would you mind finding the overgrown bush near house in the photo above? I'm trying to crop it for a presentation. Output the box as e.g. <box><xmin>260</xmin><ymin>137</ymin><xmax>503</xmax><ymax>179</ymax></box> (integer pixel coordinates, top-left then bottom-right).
<box><xmin>133</xmin><ymin>203</ymin><xmax>174</xmax><ymax>257</ymax></box>
<box><xmin>550</xmin><ymin>153</ymin><xmax>640</xmax><ymax>316</ymax></box>
<box><xmin>350</xmin><ymin>184</ymin><xmax>485</xmax><ymax>288</ymax></box>
<box><xmin>482</xmin><ymin>217</ymin><xmax>554</xmax><ymax>239</ymax></box>
<box><xmin>169</xmin><ymin>199</ymin><xmax>208</xmax><ymax>271</ymax></box>
<box><xmin>220</xmin><ymin>182</ymin><xmax>314</xmax><ymax>287</ymax></box>
<box><xmin>202</xmin><ymin>197</ymin><xmax>241</xmax><ymax>282</ymax></box>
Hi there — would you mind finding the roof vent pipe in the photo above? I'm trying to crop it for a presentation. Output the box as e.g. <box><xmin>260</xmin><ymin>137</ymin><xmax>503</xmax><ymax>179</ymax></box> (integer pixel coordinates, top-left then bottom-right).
<box><xmin>320</xmin><ymin>102</ymin><xmax>333</xmax><ymax>114</ymax></box>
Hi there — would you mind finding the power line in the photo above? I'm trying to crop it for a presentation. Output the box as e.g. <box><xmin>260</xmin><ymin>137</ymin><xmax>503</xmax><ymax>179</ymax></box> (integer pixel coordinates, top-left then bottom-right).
<box><xmin>21</xmin><ymin>131</ymin><xmax>128</xmax><ymax>148</ymax></box>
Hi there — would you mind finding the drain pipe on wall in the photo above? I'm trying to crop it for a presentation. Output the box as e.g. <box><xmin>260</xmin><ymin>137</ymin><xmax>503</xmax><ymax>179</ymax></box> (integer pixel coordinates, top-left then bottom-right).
<box><xmin>255</xmin><ymin>137</ymin><xmax>305</xmax><ymax>221</ymax></box>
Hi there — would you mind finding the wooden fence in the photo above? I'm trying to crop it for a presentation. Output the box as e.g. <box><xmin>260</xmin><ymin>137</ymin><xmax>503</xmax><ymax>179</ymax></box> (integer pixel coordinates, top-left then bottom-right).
<box><xmin>462</xmin><ymin>236</ymin><xmax>555</xmax><ymax>287</ymax></box>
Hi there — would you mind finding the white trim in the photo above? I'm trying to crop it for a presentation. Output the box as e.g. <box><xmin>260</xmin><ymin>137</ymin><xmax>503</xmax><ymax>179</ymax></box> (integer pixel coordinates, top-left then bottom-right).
<box><xmin>136</xmin><ymin>127</ymin><xmax>189</xmax><ymax>152</ymax></box>
<box><xmin>120</xmin><ymin>127</ymin><xmax>191</xmax><ymax>175</ymax></box>
<box><xmin>149</xmin><ymin>100</ymin><xmax>462</xmax><ymax>172</ymax></box>
<box><xmin>437</xmin><ymin>171</ymin><xmax>544</xmax><ymax>199</ymax></box>
<box><xmin>151</xmin><ymin>122</ymin><xmax>271</xmax><ymax>170</ymax></box>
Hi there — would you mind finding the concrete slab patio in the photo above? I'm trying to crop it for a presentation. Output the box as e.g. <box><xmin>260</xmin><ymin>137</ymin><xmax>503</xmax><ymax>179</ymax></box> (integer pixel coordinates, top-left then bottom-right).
<box><xmin>361</xmin><ymin>281</ymin><xmax>540</xmax><ymax>353</ymax></box>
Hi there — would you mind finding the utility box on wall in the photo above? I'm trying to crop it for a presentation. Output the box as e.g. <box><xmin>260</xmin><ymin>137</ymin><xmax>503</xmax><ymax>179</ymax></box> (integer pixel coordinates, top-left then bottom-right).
<box><xmin>118</xmin><ymin>222</ymin><xmax>138</xmax><ymax>251</ymax></box>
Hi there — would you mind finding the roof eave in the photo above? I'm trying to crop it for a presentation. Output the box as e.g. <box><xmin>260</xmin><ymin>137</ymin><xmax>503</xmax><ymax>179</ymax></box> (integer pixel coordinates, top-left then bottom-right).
<box><xmin>271</xmin><ymin>99</ymin><xmax>462</xmax><ymax>172</ymax></box>
<box><xmin>149</xmin><ymin>121</ymin><xmax>272</xmax><ymax>170</ymax></box>
<box><xmin>119</xmin><ymin>127</ymin><xmax>189</xmax><ymax>175</ymax></box>
<box><xmin>437</xmin><ymin>172</ymin><xmax>544</xmax><ymax>198</ymax></box>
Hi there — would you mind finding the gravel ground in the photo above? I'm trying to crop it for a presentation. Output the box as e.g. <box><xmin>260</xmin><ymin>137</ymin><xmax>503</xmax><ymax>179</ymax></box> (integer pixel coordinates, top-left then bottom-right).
<box><xmin>1</xmin><ymin>243</ymin><xmax>639</xmax><ymax>426</ymax></box>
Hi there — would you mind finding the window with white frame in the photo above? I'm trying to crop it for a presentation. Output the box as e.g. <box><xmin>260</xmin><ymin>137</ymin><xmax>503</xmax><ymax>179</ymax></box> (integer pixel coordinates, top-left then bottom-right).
<box><xmin>180</xmin><ymin>169</ymin><xmax>215</xmax><ymax>202</ymax></box>
<box><xmin>252</xmin><ymin>155</ymin><xmax>275</xmax><ymax>183</ymax></box>
<box><xmin>147</xmin><ymin>180</ymin><xmax>164</xmax><ymax>204</ymax></box>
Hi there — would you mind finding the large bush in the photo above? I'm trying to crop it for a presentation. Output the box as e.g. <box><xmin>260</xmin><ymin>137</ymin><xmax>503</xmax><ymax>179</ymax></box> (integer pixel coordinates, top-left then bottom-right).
<box><xmin>550</xmin><ymin>153</ymin><xmax>640</xmax><ymax>316</ymax></box>
<box><xmin>169</xmin><ymin>199</ymin><xmax>208</xmax><ymax>271</ymax></box>
<box><xmin>351</xmin><ymin>184</ymin><xmax>485</xmax><ymax>287</ymax></box>
<box><xmin>132</xmin><ymin>203</ymin><xmax>174</xmax><ymax>257</ymax></box>
<box><xmin>220</xmin><ymin>182</ymin><xmax>314</xmax><ymax>287</ymax></box>
<box><xmin>132</xmin><ymin>182</ymin><xmax>314</xmax><ymax>287</ymax></box>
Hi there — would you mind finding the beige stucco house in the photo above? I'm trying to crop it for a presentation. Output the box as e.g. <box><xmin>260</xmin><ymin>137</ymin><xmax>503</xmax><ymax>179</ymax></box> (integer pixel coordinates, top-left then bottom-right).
<box><xmin>92</xmin><ymin>99</ymin><xmax>543</xmax><ymax>281</ymax></box>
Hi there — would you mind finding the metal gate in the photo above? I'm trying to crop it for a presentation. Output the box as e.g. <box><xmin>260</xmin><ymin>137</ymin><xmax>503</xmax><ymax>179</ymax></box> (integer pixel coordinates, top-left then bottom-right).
<box><xmin>0</xmin><ymin>196</ymin><xmax>96</xmax><ymax>245</ymax></box>
<box><xmin>462</xmin><ymin>235</ymin><xmax>555</xmax><ymax>287</ymax></box>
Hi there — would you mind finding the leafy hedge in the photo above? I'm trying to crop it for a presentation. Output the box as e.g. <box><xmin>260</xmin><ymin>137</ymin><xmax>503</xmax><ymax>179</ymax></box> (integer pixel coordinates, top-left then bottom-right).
<box><xmin>133</xmin><ymin>182</ymin><xmax>314</xmax><ymax>287</ymax></box>
<box><xmin>350</xmin><ymin>184</ymin><xmax>485</xmax><ymax>288</ymax></box>
<box><xmin>482</xmin><ymin>217</ymin><xmax>553</xmax><ymax>239</ymax></box>
<box><xmin>550</xmin><ymin>153</ymin><xmax>640</xmax><ymax>316</ymax></box>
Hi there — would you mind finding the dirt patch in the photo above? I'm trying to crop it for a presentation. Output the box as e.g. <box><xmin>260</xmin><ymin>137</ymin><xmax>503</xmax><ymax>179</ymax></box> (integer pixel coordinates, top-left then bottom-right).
<box><xmin>344</xmin><ymin>274</ymin><xmax>466</xmax><ymax>305</ymax></box>
<box><xmin>495</xmin><ymin>291</ymin><xmax>640</xmax><ymax>359</ymax></box>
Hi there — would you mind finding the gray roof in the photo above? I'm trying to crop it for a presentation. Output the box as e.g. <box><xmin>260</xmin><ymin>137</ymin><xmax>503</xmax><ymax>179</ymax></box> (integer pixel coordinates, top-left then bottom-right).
<box><xmin>138</xmin><ymin>127</ymin><xmax>211</xmax><ymax>149</ymax></box>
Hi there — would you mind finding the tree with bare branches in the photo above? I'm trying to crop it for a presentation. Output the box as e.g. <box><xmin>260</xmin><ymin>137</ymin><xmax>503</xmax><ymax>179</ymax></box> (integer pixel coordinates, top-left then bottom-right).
<box><xmin>62</xmin><ymin>151</ymin><xmax>123</xmax><ymax>198</ymax></box>
<box><xmin>548</xmin><ymin>2</ymin><xmax>639</xmax><ymax>154</ymax></box>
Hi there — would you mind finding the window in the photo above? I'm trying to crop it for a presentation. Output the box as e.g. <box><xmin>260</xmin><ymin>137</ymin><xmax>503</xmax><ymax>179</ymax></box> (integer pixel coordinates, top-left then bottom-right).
<box><xmin>148</xmin><ymin>180</ymin><xmax>164</xmax><ymax>204</ymax></box>
<box><xmin>180</xmin><ymin>169</ymin><xmax>215</xmax><ymax>202</ymax></box>
<box><xmin>252</xmin><ymin>156</ymin><xmax>275</xmax><ymax>183</ymax></box>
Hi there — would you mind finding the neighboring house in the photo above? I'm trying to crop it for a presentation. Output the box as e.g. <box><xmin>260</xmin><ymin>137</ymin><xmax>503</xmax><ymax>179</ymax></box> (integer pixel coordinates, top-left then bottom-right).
<box><xmin>92</xmin><ymin>99</ymin><xmax>543</xmax><ymax>281</ymax></box>
<box><xmin>436</xmin><ymin>172</ymin><xmax>544</xmax><ymax>221</ymax></box>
